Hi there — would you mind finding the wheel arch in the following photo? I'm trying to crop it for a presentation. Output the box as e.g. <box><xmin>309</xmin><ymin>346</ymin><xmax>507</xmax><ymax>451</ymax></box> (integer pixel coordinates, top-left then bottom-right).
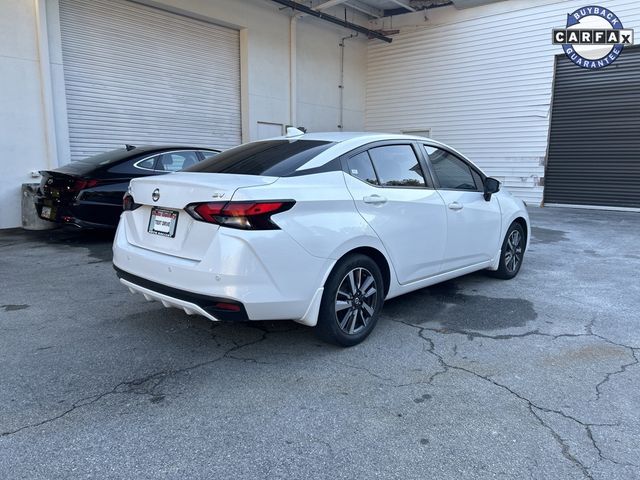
<box><xmin>336</xmin><ymin>246</ymin><xmax>391</xmax><ymax>297</ymax></box>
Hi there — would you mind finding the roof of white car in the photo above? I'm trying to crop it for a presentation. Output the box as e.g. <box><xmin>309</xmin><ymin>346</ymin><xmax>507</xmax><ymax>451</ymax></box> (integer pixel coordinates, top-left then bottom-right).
<box><xmin>280</xmin><ymin>131</ymin><xmax>430</xmax><ymax>143</ymax></box>
<box><xmin>271</xmin><ymin>131</ymin><xmax>471</xmax><ymax>172</ymax></box>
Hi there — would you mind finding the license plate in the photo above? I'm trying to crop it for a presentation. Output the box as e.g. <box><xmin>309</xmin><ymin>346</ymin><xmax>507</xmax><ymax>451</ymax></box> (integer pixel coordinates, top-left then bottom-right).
<box><xmin>148</xmin><ymin>208</ymin><xmax>179</xmax><ymax>237</ymax></box>
<box><xmin>41</xmin><ymin>206</ymin><xmax>54</xmax><ymax>220</ymax></box>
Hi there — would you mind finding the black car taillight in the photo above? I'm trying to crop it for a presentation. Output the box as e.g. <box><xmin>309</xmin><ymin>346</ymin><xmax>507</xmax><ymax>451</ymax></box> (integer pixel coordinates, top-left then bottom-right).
<box><xmin>123</xmin><ymin>193</ymin><xmax>141</xmax><ymax>211</ymax></box>
<box><xmin>71</xmin><ymin>179</ymin><xmax>99</xmax><ymax>192</ymax></box>
<box><xmin>185</xmin><ymin>200</ymin><xmax>295</xmax><ymax>230</ymax></box>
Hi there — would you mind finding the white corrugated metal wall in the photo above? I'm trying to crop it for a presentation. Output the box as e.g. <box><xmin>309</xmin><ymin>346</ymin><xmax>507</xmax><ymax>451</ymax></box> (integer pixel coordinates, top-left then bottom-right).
<box><xmin>59</xmin><ymin>0</ymin><xmax>241</xmax><ymax>161</ymax></box>
<box><xmin>366</xmin><ymin>0</ymin><xmax>640</xmax><ymax>205</ymax></box>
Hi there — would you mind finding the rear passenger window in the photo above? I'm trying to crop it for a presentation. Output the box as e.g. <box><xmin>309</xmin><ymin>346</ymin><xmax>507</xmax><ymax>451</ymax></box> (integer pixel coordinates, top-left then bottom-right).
<box><xmin>111</xmin><ymin>155</ymin><xmax>159</xmax><ymax>174</ymax></box>
<box><xmin>368</xmin><ymin>145</ymin><xmax>426</xmax><ymax>187</ymax></box>
<box><xmin>346</xmin><ymin>152</ymin><xmax>378</xmax><ymax>185</ymax></box>
<box><xmin>199</xmin><ymin>150</ymin><xmax>219</xmax><ymax>160</ymax></box>
<box><xmin>424</xmin><ymin>146</ymin><xmax>478</xmax><ymax>190</ymax></box>
<box><xmin>135</xmin><ymin>156</ymin><xmax>157</xmax><ymax>170</ymax></box>
<box><xmin>156</xmin><ymin>151</ymin><xmax>200</xmax><ymax>172</ymax></box>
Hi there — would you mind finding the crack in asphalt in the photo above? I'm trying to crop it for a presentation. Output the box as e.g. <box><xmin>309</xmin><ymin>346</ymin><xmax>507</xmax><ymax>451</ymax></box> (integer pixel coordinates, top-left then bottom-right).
<box><xmin>333</xmin><ymin>361</ymin><xmax>396</xmax><ymax>382</ymax></box>
<box><xmin>528</xmin><ymin>406</ymin><xmax>593</xmax><ymax>479</ymax></box>
<box><xmin>594</xmin><ymin>348</ymin><xmax>639</xmax><ymax>401</ymax></box>
<box><xmin>408</xmin><ymin>319</ymin><xmax>640</xmax><ymax>403</ymax></box>
<box><xmin>389</xmin><ymin>317</ymin><xmax>638</xmax><ymax>479</ymax></box>
<box><xmin>0</xmin><ymin>326</ymin><xmax>270</xmax><ymax>438</ymax></box>
<box><xmin>3</xmin><ymin>310</ymin><xmax>638</xmax><ymax>478</ymax></box>
<box><xmin>585</xmin><ymin>424</ymin><xmax>639</xmax><ymax>470</ymax></box>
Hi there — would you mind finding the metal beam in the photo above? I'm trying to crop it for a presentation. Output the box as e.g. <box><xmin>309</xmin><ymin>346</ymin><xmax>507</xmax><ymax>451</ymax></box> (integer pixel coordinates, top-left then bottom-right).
<box><xmin>344</xmin><ymin>0</ymin><xmax>383</xmax><ymax>18</ymax></box>
<box><xmin>315</xmin><ymin>0</ymin><xmax>383</xmax><ymax>19</ymax></box>
<box><xmin>313</xmin><ymin>0</ymin><xmax>348</xmax><ymax>10</ymax></box>
<box><xmin>388</xmin><ymin>0</ymin><xmax>417</xmax><ymax>11</ymax></box>
<box><xmin>270</xmin><ymin>0</ymin><xmax>392</xmax><ymax>43</ymax></box>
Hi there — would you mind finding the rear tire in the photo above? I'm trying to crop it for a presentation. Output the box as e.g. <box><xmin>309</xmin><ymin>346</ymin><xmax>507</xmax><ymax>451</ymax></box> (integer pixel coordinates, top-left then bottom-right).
<box><xmin>315</xmin><ymin>254</ymin><xmax>384</xmax><ymax>347</ymax></box>
<box><xmin>488</xmin><ymin>222</ymin><xmax>525</xmax><ymax>280</ymax></box>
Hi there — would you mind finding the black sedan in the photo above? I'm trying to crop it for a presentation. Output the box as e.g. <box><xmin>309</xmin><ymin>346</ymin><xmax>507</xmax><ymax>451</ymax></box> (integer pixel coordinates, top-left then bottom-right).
<box><xmin>35</xmin><ymin>145</ymin><xmax>220</xmax><ymax>229</ymax></box>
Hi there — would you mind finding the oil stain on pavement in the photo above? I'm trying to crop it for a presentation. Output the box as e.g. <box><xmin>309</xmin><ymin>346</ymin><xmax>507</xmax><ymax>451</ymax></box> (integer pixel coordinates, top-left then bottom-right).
<box><xmin>383</xmin><ymin>280</ymin><xmax>537</xmax><ymax>332</ymax></box>
<box><xmin>531</xmin><ymin>226</ymin><xmax>567</xmax><ymax>244</ymax></box>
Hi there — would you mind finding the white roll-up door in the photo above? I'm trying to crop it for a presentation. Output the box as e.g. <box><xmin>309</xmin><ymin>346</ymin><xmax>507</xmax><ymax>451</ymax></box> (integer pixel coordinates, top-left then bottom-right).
<box><xmin>59</xmin><ymin>0</ymin><xmax>241</xmax><ymax>161</ymax></box>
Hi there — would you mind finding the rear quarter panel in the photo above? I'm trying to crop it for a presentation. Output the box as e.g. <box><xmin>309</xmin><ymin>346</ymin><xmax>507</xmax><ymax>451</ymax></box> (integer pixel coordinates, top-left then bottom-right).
<box><xmin>232</xmin><ymin>171</ymin><xmax>392</xmax><ymax>262</ymax></box>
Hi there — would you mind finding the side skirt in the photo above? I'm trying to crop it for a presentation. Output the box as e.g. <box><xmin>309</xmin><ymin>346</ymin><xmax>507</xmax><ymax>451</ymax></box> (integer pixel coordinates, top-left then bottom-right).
<box><xmin>385</xmin><ymin>260</ymin><xmax>493</xmax><ymax>300</ymax></box>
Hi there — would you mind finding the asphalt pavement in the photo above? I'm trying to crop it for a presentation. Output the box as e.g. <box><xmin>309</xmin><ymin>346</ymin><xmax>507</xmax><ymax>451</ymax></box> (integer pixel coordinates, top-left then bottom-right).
<box><xmin>1</xmin><ymin>207</ymin><xmax>639</xmax><ymax>479</ymax></box>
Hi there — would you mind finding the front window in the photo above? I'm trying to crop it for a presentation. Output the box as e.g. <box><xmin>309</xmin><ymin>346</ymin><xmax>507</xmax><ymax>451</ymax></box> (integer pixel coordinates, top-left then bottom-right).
<box><xmin>185</xmin><ymin>140</ymin><xmax>335</xmax><ymax>176</ymax></box>
<box><xmin>424</xmin><ymin>146</ymin><xmax>478</xmax><ymax>190</ymax></box>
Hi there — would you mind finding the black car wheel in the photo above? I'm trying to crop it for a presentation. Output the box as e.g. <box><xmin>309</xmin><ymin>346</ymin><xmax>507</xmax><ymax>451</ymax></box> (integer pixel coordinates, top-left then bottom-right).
<box><xmin>488</xmin><ymin>222</ymin><xmax>526</xmax><ymax>279</ymax></box>
<box><xmin>315</xmin><ymin>254</ymin><xmax>384</xmax><ymax>347</ymax></box>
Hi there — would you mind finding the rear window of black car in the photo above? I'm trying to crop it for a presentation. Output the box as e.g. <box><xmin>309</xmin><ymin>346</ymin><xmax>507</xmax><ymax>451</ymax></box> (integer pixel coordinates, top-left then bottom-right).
<box><xmin>73</xmin><ymin>149</ymin><xmax>133</xmax><ymax>166</ymax></box>
<box><xmin>184</xmin><ymin>140</ymin><xmax>335</xmax><ymax>176</ymax></box>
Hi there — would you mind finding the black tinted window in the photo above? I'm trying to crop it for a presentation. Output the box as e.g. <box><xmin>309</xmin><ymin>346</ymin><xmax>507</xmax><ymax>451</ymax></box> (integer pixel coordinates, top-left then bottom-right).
<box><xmin>199</xmin><ymin>150</ymin><xmax>219</xmax><ymax>160</ymax></box>
<box><xmin>109</xmin><ymin>153</ymin><xmax>160</xmax><ymax>175</ymax></box>
<box><xmin>157</xmin><ymin>151</ymin><xmax>199</xmax><ymax>171</ymax></box>
<box><xmin>136</xmin><ymin>156</ymin><xmax>157</xmax><ymax>170</ymax></box>
<box><xmin>107</xmin><ymin>160</ymin><xmax>138</xmax><ymax>175</ymax></box>
<box><xmin>425</xmin><ymin>146</ymin><xmax>477</xmax><ymax>190</ymax></box>
<box><xmin>185</xmin><ymin>140</ymin><xmax>335</xmax><ymax>176</ymax></box>
<box><xmin>471</xmin><ymin>170</ymin><xmax>484</xmax><ymax>189</ymax></box>
<box><xmin>76</xmin><ymin>148</ymin><xmax>134</xmax><ymax>166</ymax></box>
<box><xmin>368</xmin><ymin>145</ymin><xmax>426</xmax><ymax>187</ymax></box>
<box><xmin>346</xmin><ymin>152</ymin><xmax>378</xmax><ymax>185</ymax></box>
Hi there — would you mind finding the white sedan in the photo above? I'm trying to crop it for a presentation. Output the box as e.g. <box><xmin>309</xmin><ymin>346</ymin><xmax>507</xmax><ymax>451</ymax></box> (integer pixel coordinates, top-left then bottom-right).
<box><xmin>114</xmin><ymin>131</ymin><xmax>529</xmax><ymax>346</ymax></box>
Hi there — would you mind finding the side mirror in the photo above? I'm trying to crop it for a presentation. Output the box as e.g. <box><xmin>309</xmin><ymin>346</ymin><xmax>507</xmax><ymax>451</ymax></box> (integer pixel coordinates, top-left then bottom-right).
<box><xmin>483</xmin><ymin>177</ymin><xmax>500</xmax><ymax>201</ymax></box>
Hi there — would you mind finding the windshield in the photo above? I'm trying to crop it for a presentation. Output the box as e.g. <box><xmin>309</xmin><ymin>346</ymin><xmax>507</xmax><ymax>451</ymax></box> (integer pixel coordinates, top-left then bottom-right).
<box><xmin>184</xmin><ymin>140</ymin><xmax>335</xmax><ymax>176</ymax></box>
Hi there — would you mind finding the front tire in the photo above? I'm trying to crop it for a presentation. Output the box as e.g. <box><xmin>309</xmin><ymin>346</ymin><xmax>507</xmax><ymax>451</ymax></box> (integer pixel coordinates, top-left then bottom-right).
<box><xmin>489</xmin><ymin>222</ymin><xmax>525</xmax><ymax>279</ymax></box>
<box><xmin>315</xmin><ymin>254</ymin><xmax>384</xmax><ymax>347</ymax></box>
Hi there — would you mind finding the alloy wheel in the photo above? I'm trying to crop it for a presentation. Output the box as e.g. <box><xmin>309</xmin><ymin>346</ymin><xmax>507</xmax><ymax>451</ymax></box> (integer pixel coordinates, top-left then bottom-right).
<box><xmin>504</xmin><ymin>229</ymin><xmax>523</xmax><ymax>273</ymax></box>
<box><xmin>334</xmin><ymin>267</ymin><xmax>378</xmax><ymax>335</ymax></box>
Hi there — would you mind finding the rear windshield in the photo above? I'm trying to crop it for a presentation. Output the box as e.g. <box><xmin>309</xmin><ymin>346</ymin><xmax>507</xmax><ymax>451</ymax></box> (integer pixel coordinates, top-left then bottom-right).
<box><xmin>73</xmin><ymin>149</ymin><xmax>133</xmax><ymax>166</ymax></box>
<box><xmin>184</xmin><ymin>140</ymin><xmax>335</xmax><ymax>176</ymax></box>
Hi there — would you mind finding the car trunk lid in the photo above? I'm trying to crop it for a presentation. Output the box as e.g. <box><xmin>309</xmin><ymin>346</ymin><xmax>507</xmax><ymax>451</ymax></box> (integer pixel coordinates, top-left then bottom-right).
<box><xmin>39</xmin><ymin>171</ymin><xmax>83</xmax><ymax>201</ymax></box>
<box><xmin>124</xmin><ymin>172</ymin><xmax>278</xmax><ymax>260</ymax></box>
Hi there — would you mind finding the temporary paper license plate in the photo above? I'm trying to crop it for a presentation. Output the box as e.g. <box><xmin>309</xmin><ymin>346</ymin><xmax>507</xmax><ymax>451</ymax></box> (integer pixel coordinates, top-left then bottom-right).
<box><xmin>148</xmin><ymin>207</ymin><xmax>179</xmax><ymax>237</ymax></box>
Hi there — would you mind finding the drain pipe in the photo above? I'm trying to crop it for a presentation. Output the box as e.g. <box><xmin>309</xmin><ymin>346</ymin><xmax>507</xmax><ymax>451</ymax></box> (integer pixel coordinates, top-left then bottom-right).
<box><xmin>338</xmin><ymin>33</ymin><xmax>357</xmax><ymax>130</ymax></box>
<box><xmin>289</xmin><ymin>14</ymin><xmax>298</xmax><ymax>128</ymax></box>
<box><xmin>34</xmin><ymin>0</ymin><xmax>58</xmax><ymax>169</ymax></box>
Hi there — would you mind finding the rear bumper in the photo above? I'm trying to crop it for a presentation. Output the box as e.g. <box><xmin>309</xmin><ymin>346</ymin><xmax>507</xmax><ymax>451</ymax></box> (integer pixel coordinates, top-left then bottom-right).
<box><xmin>34</xmin><ymin>195</ymin><xmax>120</xmax><ymax>229</ymax></box>
<box><xmin>112</xmin><ymin>216</ymin><xmax>333</xmax><ymax>322</ymax></box>
<box><xmin>115</xmin><ymin>266</ymin><xmax>248</xmax><ymax>321</ymax></box>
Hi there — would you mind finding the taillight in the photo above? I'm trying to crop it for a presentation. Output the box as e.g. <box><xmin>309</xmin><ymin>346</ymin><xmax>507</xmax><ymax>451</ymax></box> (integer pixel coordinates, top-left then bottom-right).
<box><xmin>123</xmin><ymin>193</ymin><xmax>141</xmax><ymax>211</ymax></box>
<box><xmin>185</xmin><ymin>200</ymin><xmax>295</xmax><ymax>230</ymax></box>
<box><xmin>71</xmin><ymin>179</ymin><xmax>99</xmax><ymax>192</ymax></box>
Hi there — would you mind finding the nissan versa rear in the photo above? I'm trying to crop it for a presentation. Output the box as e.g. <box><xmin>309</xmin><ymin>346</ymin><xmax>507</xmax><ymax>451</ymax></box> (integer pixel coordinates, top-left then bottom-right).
<box><xmin>113</xmin><ymin>132</ymin><xmax>529</xmax><ymax>346</ymax></box>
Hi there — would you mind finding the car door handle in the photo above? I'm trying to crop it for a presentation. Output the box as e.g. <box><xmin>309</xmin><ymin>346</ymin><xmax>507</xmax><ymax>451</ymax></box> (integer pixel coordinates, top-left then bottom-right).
<box><xmin>363</xmin><ymin>195</ymin><xmax>387</xmax><ymax>205</ymax></box>
<box><xmin>448</xmin><ymin>202</ymin><xmax>464</xmax><ymax>211</ymax></box>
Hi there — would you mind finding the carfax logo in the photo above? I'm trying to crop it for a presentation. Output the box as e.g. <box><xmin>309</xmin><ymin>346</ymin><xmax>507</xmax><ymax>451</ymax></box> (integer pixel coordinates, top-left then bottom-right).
<box><xmin>552</xmin><ymin>5</ymin><xmax>634</xmax><ymax>69</ymax></box>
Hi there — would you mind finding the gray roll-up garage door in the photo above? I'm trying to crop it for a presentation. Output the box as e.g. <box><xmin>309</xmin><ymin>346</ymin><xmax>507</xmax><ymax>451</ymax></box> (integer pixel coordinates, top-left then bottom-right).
<box><xmin>59</xmin><ymin>0</ymin><xmax>241</xmax><ymax>161</ymax></box>
<box><xmin>544</xmin><ymin>46</ymin><xmax>640</xmax><ymax>209</ymax></box>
